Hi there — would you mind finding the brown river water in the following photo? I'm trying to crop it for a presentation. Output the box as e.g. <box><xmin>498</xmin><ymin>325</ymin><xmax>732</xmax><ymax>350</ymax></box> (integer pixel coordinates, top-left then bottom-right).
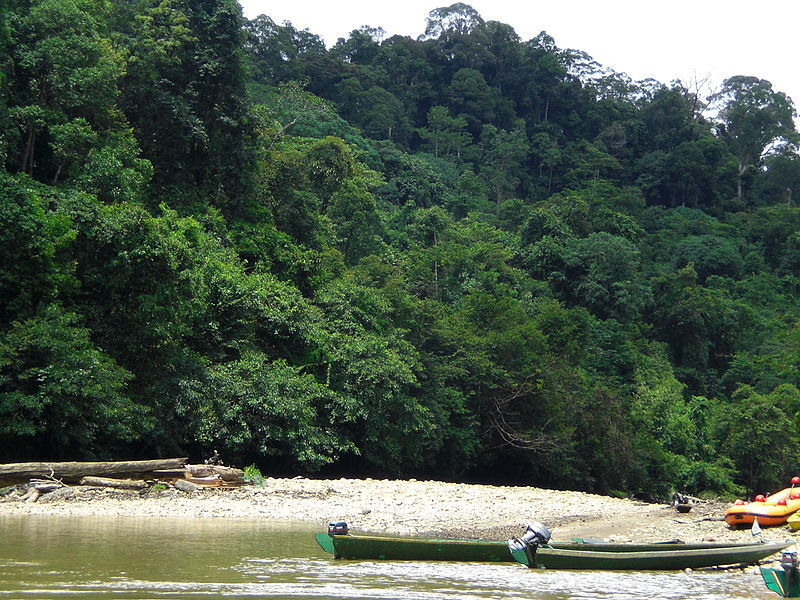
<box><xmin>0</xmin><ymin>514</ymin><xmax>782</xmax><ymax>599</ymax></box>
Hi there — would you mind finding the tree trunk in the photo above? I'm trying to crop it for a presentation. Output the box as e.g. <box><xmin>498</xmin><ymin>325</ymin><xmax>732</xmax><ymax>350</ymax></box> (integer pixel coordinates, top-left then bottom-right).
<box><xmin>21</xmin><ymin>129</ymin><xmax>35</xmax><ymax>174</ymax></box>
<box><xmin>737</xmin><ymin>160</ymin><xmax>747</xmax><ymax>202</ymax></box>
<box><xmin>0</xmin><ymin>458</ymin><xmax>189</xmax><ymax>485</ymax></box>
<box><xmin>79</xmin><ymin>476</ymin><xmax>149</xmax><ymax>490</ymax></box>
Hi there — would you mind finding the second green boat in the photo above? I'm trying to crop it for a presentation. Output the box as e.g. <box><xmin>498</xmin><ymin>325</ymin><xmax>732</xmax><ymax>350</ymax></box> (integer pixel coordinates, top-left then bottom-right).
<box><xmin>508</xmin><ymin>522</ymin><xmax>791</xmax><ymax>570</ymax></box>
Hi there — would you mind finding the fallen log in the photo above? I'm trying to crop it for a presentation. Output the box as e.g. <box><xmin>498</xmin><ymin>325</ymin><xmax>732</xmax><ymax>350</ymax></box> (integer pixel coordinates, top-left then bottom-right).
<box><xmin>0</xmin><ymin>458</ymin><xmax>188</xmax><ymax>485</ymax></box>
<box><xmin>79</xmin><ymin>476</ymin><xmax>148</xmax><ymax>490</ymax></box>
<box><xmin>21</xmin><ymin>488</ymin><xmax>41</xmax><ymax>503</ymax></box>
<box><xmin>28</xmin><ymin>482</ymin><xmax>63</xmax><ymax>493</ymax></box>
<box><xmin>183</xmin><ymin>464</ymin><xmax>244</xmax><ymax>481</ymax></box>
<box><xmin>150</xmin><ymin>464</ymin><xmax>244</xmax><ymax>482</ymax></box>
<box><xmin>182</xmin><ymin>474</ymin><xmax>243</xmax><ymax>488</ymax></box>
<box><xmin>19</xmin><ymin>481</ymin><xmax>61</xmax><ymax>502</ymax></box>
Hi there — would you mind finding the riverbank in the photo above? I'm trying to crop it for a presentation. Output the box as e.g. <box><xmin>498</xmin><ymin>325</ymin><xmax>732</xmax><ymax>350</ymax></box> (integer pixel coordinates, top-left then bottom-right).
<box><xmin>0</xmin><ymin>476</ymin><xmax>792</xmax><ymax>544</ymax></box>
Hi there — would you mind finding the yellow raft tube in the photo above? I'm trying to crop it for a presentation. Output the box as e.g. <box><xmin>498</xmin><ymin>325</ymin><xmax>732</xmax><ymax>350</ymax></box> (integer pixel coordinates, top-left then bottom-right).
<box><xmin>787</xmin><ymin>511</ymin><xmax>800</xmax><ymax>531</ymax></box>
<box><xmin>724</xmin><ymin>478</ymin><xmax>800</xmax><ymax>529</ymax></box>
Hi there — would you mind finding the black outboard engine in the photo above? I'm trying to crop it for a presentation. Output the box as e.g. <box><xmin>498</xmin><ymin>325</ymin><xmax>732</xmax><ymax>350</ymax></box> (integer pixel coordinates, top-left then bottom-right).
<box><xmin>781</xmin><ymin>551</ymin><xmax>799</xmax><ymax>573</ymax></box>
<box><xmin>327</xmin><ymin>521</ymin><xmax>349</xmax><ymax>536</ymax></box>
<box><xmin>508</xmin><ymin>521</ymin><xmax>551</xmax><ymax>551</ymax></box>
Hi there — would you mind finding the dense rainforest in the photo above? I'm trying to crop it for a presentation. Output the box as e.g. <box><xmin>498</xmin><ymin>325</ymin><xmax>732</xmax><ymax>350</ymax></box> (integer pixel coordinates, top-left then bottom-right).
<box><xmin>2</xmin><ymin>0</ymin><xmax>799</xmax><ymax>501</ymax></box>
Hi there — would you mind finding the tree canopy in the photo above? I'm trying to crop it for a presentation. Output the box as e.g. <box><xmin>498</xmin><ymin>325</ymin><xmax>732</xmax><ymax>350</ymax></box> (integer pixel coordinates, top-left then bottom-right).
<box><xmin>1</xmin><ymin>1</ymin><xmax>799</xmax><ymax>500</ymax></box>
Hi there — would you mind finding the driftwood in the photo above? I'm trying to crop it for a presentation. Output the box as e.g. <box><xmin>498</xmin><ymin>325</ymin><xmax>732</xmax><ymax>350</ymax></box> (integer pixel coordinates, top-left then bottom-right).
<box><xmin>0</xmin><ymin>458</ymin><xmax>188</xmax><ymax>485</ymax></box>
<box><xmin>19</xmin><ymin>481</ymin><xmax>64</xmax><ymax>502</ymax></box>
<box><xmin>79</xmin><ymin>476</ymin><xmax>148</xmax><ymax>490</ymax></box>
<box><xmin>184</xmin><ymin>464</ymin><xmax>244</xmax><ymax>481</ymax></box>
<box><xmin>174</xmin><ymin>479</ymin><xmax>200</xmax><ymax>493</ymax></box>
<box><xmin>151</xmin><ymin>464</ymin><xmax>245</xmax><ymax>483</ymax></box>
<box><xmin>183</xmin><ymin>475</ymin><xmax>243</xmax><ymax>488</ymax></box>
<box><xmin>22</xmin><ymin>489</ymin><xmax>41</xmax><ymax>502</ymax></box>
<box><xmin>0</xmin><ymin>458</ymin><xmax>245</xmax><ymax>494</ymax></box>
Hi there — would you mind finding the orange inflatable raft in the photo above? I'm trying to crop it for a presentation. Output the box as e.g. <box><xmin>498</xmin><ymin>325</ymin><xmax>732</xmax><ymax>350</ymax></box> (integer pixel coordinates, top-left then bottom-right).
<box><xmin>724</xmin><ymin>477</ymin><xmax>800</xmax><ymax>529</ymax></box>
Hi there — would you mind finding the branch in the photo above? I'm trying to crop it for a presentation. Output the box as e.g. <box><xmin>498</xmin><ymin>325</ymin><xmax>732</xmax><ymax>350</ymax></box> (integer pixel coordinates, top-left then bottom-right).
<box><xmin>484</xmin><ymin>383</ymin><xmax>568</xmax><ymax>453</ymax></box>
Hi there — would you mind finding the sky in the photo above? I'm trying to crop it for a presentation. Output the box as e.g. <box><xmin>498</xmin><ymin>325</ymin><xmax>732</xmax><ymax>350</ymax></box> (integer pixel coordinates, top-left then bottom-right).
<box><xmin>238</xmin><ymin>0</ymin><xmax>800</xmax><ymax>108</ymax></box>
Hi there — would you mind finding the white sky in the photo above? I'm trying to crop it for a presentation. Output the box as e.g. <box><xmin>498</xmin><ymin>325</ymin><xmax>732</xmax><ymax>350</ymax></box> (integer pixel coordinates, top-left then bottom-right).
<box><xmin>238</xmin><ymin>0</ymin><xmax>800</xmax><ymax>109</ymax></box>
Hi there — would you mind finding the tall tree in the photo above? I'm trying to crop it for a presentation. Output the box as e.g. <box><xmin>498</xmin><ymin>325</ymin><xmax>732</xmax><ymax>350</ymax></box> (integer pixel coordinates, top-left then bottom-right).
<box><xmin>478</xmin><ymin>124</ymin><xmax>529</xmax><ymax>206</ymax></box>
<box><xmin>422</xmin><ymin>3</ymin><xmax>485</xmax><ymax>40</ymax></box>
<box><xmin>117</xmin><ymin>0</ymin><xmax>254</xmax><ymax>206</ymax></box>
<box><xmin>416</xmin><ymin>105</ymin><xmax>471</xmax><ymax>158</ymax></box>
<box><xmin>5</xmin><ymin>0</ymin><xmax>148</xmax><ymax>198</ymax></box>
<box><xmin>711</xmin><ymin>76</ymin><xmax>798</xmax><ymax>204</ymax></box>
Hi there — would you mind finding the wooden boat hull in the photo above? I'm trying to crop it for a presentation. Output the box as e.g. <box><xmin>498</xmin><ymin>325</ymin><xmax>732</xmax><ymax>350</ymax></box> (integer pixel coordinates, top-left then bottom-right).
<box><xmin>510</xmin><ymin>540</ymin><xmax>790</xmax><ymax>570</ymax></box>
<box><xmin>761</xmin><ymin>567</ymin><xmax>800</xmax><ymax>597</ymax></box>
<box><xmin>724</xmin><ymin>488</ymin><xmax>800</xmax><ymax>528</ymax></box>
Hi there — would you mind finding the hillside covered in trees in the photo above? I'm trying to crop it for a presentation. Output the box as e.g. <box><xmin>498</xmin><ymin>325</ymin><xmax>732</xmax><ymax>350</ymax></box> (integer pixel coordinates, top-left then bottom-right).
<box><xmin>2</xmin><ymin>0</ymin><xmax>799</xmax><ymax>500</ymax></box>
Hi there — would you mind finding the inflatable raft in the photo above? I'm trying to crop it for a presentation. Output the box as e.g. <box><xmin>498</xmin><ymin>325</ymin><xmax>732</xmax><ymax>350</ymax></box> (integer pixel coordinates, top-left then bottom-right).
<box><xmin>725</xmin><ymin>478</ymin><xmax>800</xmax><ymax>529</ymax></box>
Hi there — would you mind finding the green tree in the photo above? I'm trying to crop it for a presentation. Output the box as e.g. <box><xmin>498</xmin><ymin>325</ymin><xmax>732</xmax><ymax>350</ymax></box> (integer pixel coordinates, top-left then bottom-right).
<box><xmin>559</xmin><ymin>233</ymin><xmax>651</xmax><ymax>321</ymax></box>
<box><xmin>711</xmin><ymin>76</ymin><xmax>798</xmax><ymax>203</ymax></box>
<box><xmin>0</xmin><ymin>0</ymin><xmax>11</xmax><ymax>166</ymax></box>
<box><xmin>672</xmin><ymin>235</ymin><xmax>744</xmax><ymax>281</ymax></box>
<box><xmin>328</xmin><ymin>174</ymin><xmax>384</xmax><ymax>264</ymax></box>
<box><xmin>117</xmin><ymin>0</ymin><xmax>254</xmax><ymax>204</ymax></box>
<box><xmin>358</xmin><ymin>86</ymin><xmax>411</xmax><ymax>143</ymax></box>
<box><xmin>0</xmin><ymin>174</ymin><xmax>76</xmax><ymax>324</ymax></box>
<box><xmin>253</xmin><ymin>82</ymin><xmax>336</xmax><ymax>150</ymax></box>
<box><xmin>0</xmin><ymin>304</ymin><xmax>139</xmax><ymax>458</ymax></box>
<box><xmin>478</xmin><ymin>124</ymin><xmax>529</xmax><ymax>207</ymax></box>
<box><xmin>422</xmin><ymin>3</ymin><xmax>485</xmax><ymax>40</ymax></box>
<box><xmin>417</xmin><ymin>105</ymin><xmax>472</xmax><ymax>159</ymax></box>
<box><xmin>446</xmin><ymin>68</ymin><xmax>495</xmax><ymax>135</ymax></box>
<box><xmin>186</xmin><ymin>352</ymin><xmax>356</xmax><ymax>470</ymax></box>
<box><xmin>244</xmin><ymin>14</ymin><xmax>325</xmax><ymax>83</ymax></box>
<box><xmin>713</xmin><ymin>385</ymin><xmax>800</xmax><ymax>493</ymax></box>
<box><xmin>6</xmin><ymin>0</ymin><xmax>146</xmax><ymax>194</ymax></box>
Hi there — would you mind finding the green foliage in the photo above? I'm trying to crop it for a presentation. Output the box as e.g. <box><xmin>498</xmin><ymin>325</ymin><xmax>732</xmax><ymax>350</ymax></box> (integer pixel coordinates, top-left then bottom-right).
<box><xmin>417</xmin><ymin>105</ymin><xmax>472</xmax><ymax>159</ymax></box>
<box><xmin>711</xmin><ymin>76</ymin><xmax>798</xmax><ymax>202</ymax></box>
<box><xmin>0</xmin><ymin>304</ymin><xmax>140</xmax><ymax>457</ymax></box>
<box><xmin>243</xmin><ymin>464</ymin><xmax>265</xmax><ymax>485</ymax></box>
<box><xmin>0</xmin><ymin>173</ymin><xmax>76</xmax><ymax>324</ymax></box>
<box><xmin>188</xmin><ymin>352</ymin><xmax>355</xmax><ymax>470</ymax></box>
<box><xmin>5</xmin><ymin>0</ymin><xmax>141</xmax><ymax>189</ymax></box>
<box><xmin>558</xmin><ymin>233</ymin><xmax>651</xmax><ymax>321</ymax></box>
<box><xmin>2</xmin><ymin>0</ymin><xmax>800</xmax><ymax>499</ymax></box>
<box><xmin>711</xmin><ymin>385</ymin><xmax>800</xmax><ymax>493</ymax></box>
<box><xmin>116</xmin><ymin>0</ymin><xmax>254</xmax><ymax>203</ymax></box>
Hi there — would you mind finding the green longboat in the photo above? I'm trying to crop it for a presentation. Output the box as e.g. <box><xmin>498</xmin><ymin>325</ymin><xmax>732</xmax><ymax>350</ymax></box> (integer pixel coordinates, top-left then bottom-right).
<box><xmin>315</xmin><ymin>531</ymin><xmax>513</xmax><ymax>562</ymax></box>
<box><xmin>761</xmin><ymin>551</ymin><xmax>800</xmax><ymax>597</ymax></box>
<box><xmin>509</xmin><ymin>539</ymin><xmax>791</xmax><ymax>571</ymax></box>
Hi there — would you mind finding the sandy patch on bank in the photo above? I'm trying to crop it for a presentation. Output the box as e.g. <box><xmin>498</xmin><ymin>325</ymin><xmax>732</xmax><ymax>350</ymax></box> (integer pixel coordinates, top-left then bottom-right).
<box><xmin>1</xmin><ymin>477</ymin><xmax>795</xmax><ymax>545</ymax></box>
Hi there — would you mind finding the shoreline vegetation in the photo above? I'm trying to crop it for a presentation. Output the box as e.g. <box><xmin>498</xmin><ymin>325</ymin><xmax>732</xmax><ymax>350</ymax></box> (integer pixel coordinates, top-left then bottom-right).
<box><xmin>1</xmin><ymin>476</ymin><xmax>792</xmax><ymax>547</ymax></box>
<box><xmin>3</xmin><ymin>1</ymin><xmax>800</xmax><ymax>505</ymax></box>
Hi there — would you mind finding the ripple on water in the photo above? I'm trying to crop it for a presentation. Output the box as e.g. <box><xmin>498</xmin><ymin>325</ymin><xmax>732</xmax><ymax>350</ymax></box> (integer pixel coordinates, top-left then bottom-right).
<box><xmin>0</xmin><ymin>515</ymin><xmax>778</xmax><ymax>599</ymax></box>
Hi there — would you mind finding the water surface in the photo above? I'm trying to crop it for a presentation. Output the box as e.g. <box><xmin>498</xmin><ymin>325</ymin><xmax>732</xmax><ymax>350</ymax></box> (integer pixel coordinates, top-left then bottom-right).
<box><xmin>0</xmin><ymin>514</ymin><xmax>780</xmax><ymax>599</ymax></box>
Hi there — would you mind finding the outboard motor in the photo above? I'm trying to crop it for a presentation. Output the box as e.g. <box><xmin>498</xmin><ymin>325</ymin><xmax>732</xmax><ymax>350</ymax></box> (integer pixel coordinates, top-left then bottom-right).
<box><xmin>327</xmin><ymin>521</ymin><xmax>349</xmax><ymax>536</ymax></box>
<box><xmin>508</xmin><ymin>521</ymin><xmax>551</xmax><ymax>551</ymax></box>
<box><xmin>781</xmin><ymin>551</ymin><xmax>799</xmax><ymax>573</ymax></box>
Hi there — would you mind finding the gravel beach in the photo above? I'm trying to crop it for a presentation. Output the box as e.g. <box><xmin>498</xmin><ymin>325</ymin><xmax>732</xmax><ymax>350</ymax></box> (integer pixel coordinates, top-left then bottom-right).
<box><xmin>1</xmin><ymin>477</ymin><xmax>795</xmax><ymax>546</ymax></box>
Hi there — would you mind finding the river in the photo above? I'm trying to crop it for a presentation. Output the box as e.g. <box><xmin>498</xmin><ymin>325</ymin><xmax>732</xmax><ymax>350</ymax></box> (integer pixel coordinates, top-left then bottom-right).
<box><xmin>0</xmin><ymin>514</ymin><xmax>780</xmax><ymax>599</ymax></box>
